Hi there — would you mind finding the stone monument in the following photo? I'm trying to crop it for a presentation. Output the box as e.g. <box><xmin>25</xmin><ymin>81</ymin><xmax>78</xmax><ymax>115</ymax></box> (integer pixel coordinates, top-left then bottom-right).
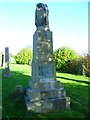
<box><xmin>25</xmin><ymin>3</ymin><xmax>70</xmax><ymax>112</ymax></box>
<box><xmin>1</xmin><ymin>54</ymin><xmax>4</xmax><ymax>67</ymax></box>
<box><xmin>3</xmin><ymin>47</ymin><xmax>11</xmax><ymax>78</ymax></box>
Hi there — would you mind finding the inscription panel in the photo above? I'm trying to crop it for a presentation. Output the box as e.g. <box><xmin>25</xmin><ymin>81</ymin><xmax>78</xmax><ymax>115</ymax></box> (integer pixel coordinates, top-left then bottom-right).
<box><xmin>38</xmin><ymin>63</ymin><xmax>54</xmax><ymax>78</ymax></box>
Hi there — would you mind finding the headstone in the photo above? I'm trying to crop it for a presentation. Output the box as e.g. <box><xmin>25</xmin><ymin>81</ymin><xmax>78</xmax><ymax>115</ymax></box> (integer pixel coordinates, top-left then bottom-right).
<box><xmin>3</xmin><ymin>47</ymin><xmax>11</xmax><ymax>78</ymax></box>
<box><xmin>79</xmin><ymin>62</ymin><xmax>85</xmax><ymax>76</ymax></box>
<box><xmin>15</xmin><ymin>85</ymin><xmax>23</xmax><ymax>93</ymax></box>
<box><xmin>25</xmin><ymin>3</ymin><xmax>70</xmax><ymax>112</ymax></box>
<box><xmin>1</xmin><ymin>54</ymin><xmax>4</xmax><ymax>67</ymax></box>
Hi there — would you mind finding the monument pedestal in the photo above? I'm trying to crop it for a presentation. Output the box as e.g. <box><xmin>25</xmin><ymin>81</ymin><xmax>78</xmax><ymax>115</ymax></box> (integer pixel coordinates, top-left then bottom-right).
<box><xmin>25</xmin><ymin>79</ymin><xmax>70</xmax><ymax>112</ymax></box>
<box><xmin>25</xmin><ymin>3</ymin><xmax>70</xmax><ymax>112</ymax></box>
<box><xmin>3</xmin><ymin>67</ymin><xmax>11</xmax><ymax>78</ymax></box>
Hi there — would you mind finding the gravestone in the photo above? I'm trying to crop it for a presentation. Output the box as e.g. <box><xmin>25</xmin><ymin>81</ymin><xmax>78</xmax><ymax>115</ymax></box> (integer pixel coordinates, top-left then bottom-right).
<box><xmin>25</xmin><ymin>3</ymin><xmax>70</xmax><ymax>112</ymax></box>
<box><xmin>1</xmin><ymin>54</ymin><xmax>4</xmax><ymax>67</ymax></box>
<box><xmin>3</xmin><ymin>47</ymin><xmax>11</xmax><ymax>78</ymax></box>
<box><xmin>79</xmin><ymin>62</ymin><xmax>85</xmax><ymax>76</ymax></box>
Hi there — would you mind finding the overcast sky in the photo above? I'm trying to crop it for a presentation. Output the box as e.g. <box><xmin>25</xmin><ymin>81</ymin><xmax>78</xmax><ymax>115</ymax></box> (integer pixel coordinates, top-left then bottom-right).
<box><xmin>0</xmin><ymin>0</ymin><xmax>88</xmax><ymax>55</ymax></box>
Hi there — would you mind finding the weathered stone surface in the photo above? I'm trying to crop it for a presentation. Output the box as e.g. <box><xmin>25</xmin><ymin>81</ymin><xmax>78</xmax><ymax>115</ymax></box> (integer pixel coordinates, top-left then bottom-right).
<box><xmin>3</xmin><ymin>47</ymin><xmax>11</xmax><ymax>78</ymax></box>
<box><xmin>26</xmin><ymin>86</ymin><xmax>66</xmax><ymax>102</ymax></box>
<box><xmin>29</xmin><ymin>79</ymin><xmax>63</xmax><ymax>91</ymax></box>
<box><xmin>25</xmin><ymin>95</ymin><xmax>70</xmax><ymax>112</ymax></box>
<box><xmin>25</xmin><ymin>3</ymin><xmax>70</xmax><ymax>112</ymax></box>
<box><xmin>35</xmin><ymin>3</ymin><xmax>49</xmax><ymax>28</ymax></box>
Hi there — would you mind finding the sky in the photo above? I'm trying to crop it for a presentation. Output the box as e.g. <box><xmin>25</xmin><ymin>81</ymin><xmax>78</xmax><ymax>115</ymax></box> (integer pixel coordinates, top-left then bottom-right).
<box><xmin>0</xmin><ymin>0</ymin><xmax>88</xmax><ymax>55</ymax></box>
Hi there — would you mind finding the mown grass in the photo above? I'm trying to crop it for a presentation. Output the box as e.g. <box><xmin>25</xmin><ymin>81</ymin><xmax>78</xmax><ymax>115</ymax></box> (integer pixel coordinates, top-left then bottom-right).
<box><xmin>56</xmin><ymin>72</ymin><xmax>89</xmax><ymax>104</ymax></box>
<box><xmin>1</xmin><ymin>64</ymin><xmax>90</xmax><ymax>119</ymax></box>
<box><xmin>0</xmin><ymin>66</ymin><xmax>2</xmax><ymax>119</ymax></box>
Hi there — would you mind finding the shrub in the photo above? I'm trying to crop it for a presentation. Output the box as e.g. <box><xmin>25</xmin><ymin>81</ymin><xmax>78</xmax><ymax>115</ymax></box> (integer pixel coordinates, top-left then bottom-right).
<box><xmin>54</xmin><ymin>47</ymin><xmax>78</xmax><ymax>73</ymax></box>
<box><xmin>15</xmin><ymin>48</ymin><xmax>32</xmax><ymax>65</ymax></box>
<box><xmin>67</xmin><ymin>58</ymin><xmax>81</xmax><ymax>74</ymax></box>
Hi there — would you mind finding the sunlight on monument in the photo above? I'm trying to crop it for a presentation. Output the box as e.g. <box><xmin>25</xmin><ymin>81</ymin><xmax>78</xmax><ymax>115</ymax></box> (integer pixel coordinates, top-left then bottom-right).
<box><xmin>25</xmin><ymin>3</ymin><xmax>70</xmax><ymax>112</ymax></box>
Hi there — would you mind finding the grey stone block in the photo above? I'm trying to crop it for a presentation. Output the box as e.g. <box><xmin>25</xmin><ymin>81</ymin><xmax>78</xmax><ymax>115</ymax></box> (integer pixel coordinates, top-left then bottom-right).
<box><xmin>25</xmin><ymin>94</ymin><xmax>70</xmax><ymax>112</ymax></box>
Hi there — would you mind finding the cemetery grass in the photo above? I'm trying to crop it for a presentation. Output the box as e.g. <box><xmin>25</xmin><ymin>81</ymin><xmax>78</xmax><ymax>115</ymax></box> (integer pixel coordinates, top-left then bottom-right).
<box><xmin>2</xmin><ymin>64</ymin><xmax>90</xmax><ymax>119</ymax></box>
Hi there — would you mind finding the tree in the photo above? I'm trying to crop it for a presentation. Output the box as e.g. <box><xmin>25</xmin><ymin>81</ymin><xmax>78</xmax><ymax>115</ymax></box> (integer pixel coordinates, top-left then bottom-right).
<box><xmin>15</xmin><ymin>48</ymin><xmax>32</xmax><ymax>64</ymax></box>
<box><xmin>54</xmin><ymin>47</ymin><xmax>78</xmax><ymax>73</ymax></box>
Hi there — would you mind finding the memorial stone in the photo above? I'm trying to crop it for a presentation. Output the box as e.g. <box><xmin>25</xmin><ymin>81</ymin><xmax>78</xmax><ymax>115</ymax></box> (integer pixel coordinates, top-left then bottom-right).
<box><xmin>3</xmin><ymin>47</ymin><xmax>11</xmax><ymax>77</ymax></box>
<box><xmin>1</xmin><ymin>54</ymin><xmax>4</xmax><ymax>67</ymax></box>
<box><xmin>25</xmin><ymin>3</ymin><xmax>70</xmax><ymax>112</ymax></box>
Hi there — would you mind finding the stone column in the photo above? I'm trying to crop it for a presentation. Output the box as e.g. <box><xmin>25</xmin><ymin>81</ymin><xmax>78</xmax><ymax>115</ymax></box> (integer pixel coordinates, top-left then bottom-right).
<box><xmin>3</xmin><ymin>47</ymin><xmax>11</xmax><ymax>78</ymax></box>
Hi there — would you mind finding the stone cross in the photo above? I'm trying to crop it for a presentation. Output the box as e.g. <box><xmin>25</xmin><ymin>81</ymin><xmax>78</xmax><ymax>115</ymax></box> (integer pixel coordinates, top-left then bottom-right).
<box><xmin>3</xmin><ymin>47</ymin><xmax>11</xmax><ymax>78</ymax></box>
<box><xmin>25</xmin><ymin>3</ymin><xmax>70</xmax><ymax>112</ymax></box>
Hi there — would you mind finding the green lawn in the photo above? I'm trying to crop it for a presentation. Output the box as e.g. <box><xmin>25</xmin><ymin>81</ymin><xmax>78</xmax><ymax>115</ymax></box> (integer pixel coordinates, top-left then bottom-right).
<box><xmin>0</xmin><ymin>66</ymin><xmax>2</xmax><ymax>119</ymax></box>
<box><xmin>1</xmin><ymin>64</ymin><xmax>90</xmax><ymax>119</ymax></box>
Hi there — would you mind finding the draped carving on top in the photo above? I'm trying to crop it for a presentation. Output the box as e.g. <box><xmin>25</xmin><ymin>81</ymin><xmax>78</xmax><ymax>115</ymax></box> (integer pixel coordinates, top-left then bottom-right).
<box><xmin>35</xmin><ymin>3</ymin><xmax>49</xmax><ymax>28</ymax></box>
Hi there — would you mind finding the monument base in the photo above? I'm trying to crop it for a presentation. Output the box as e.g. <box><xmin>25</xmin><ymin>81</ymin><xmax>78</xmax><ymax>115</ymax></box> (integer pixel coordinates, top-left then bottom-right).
<box><xmin>25</xmin><ymin>79</ymin><xmax>70</xmax><ymax>113</ymax></box>
<box><xmin>3</xmin><ymin>68</ymin><xmax>11</xmax><ymax>78</ymax></box>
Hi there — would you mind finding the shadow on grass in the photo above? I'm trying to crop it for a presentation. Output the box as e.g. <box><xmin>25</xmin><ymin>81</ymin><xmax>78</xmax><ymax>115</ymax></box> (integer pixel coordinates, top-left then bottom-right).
<box><xmin>2</xmin><ymin>70</ymin><xmax>53</xmax><ymax>119</ymax></box>
<box><xmin>57</xmin><ymin>76</ymin><xmax>90</xmax><ymax>84</ymax></box>
<box><xmin>2</xmin><ymin>69</ymin><xmax>90</xmax><ymax>119</ymax></box>
<box><xmin>2</xmin><ymin>70</ymin><xmax>35</xmax><ymax>118</ymax></box>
